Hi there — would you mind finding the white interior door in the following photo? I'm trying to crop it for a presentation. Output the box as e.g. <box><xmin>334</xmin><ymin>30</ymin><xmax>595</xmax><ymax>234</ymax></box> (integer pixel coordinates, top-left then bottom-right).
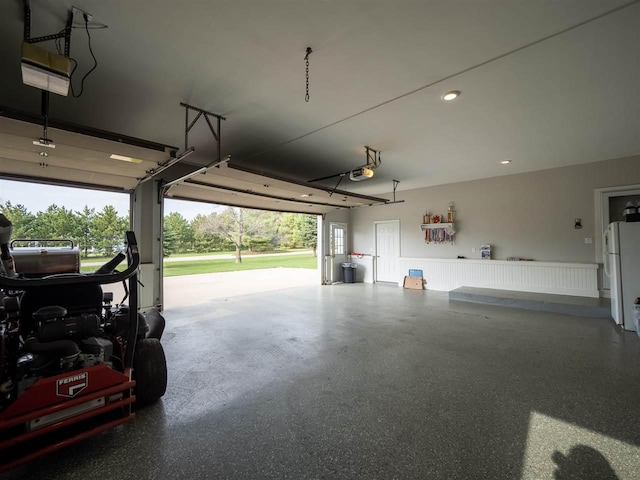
<box><xmin>375</xmin><ymin>220</ymin><xmax>400</xmax><ymax>283</ymax></box>
<box><xmin>330</xmin><ymin>223</ymin><xmax>347</xmax><ymax>283</ymax></box>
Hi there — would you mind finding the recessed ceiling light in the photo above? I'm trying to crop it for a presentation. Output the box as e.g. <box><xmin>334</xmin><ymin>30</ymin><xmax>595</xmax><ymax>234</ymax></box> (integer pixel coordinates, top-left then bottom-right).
<box><xmin>110</xmin><ymin>154</ymin><xmax>143</xmax><ymax>164</ymax></box>
<box><xmin>500</xmin><ymin>160</ymin><xmax>512</xmax><ymax>164</ymax></box>
<box><xmin>442</xmin><ymin>90</ymin><xmax>460</xmax><ymax>101</ymax></box>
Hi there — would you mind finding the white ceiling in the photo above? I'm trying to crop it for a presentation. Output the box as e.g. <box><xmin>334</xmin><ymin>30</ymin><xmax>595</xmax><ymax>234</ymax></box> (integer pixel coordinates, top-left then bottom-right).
<box><xmin>0</xmin><ymin>0</ymin><xmax>638</xmax><ymax>199</ymax></box>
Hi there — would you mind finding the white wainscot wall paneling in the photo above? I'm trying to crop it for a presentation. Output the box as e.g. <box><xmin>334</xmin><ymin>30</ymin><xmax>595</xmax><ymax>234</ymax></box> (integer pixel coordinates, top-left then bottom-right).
<box><xmin>397</xmin><ymin>258</ymin><xmax>599</xmax><ymax>298</ymax></box>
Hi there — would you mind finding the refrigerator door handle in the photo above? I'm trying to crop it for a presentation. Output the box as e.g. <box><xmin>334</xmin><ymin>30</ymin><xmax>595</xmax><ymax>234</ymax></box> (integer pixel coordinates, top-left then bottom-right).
<box><xmin>603</xmin><ymin>229</ymin><xmax>611</xmax><ymax>278</ymax></box>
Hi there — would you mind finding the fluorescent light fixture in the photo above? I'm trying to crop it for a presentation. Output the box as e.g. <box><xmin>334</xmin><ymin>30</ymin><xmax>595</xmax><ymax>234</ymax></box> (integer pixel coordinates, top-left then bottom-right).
<box><xmin>442</xmin><ymin>90</ymin><xmax>461</xmax><ymax>101</ymax></box>
<box><xmin>21</xmin><ymin>42</ymin><xmax>71</xmax><ymax>96</ymax></box>
<box><xmin>110</xmin><ymin>154</ymin><xmax>144</xmax><ymax>164</ymax></box>
<box><xmin>500</xmin><ymin>160</ymin><xmax>512</xmax><ymax>164</ymax></box>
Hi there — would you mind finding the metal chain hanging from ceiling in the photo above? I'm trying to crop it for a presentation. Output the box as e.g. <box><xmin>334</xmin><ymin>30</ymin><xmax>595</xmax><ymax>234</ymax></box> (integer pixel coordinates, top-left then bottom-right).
<box><xmin>304</xmin><ymin>47</ymin><xmax>312</xmax><ymax>102</ymax></box>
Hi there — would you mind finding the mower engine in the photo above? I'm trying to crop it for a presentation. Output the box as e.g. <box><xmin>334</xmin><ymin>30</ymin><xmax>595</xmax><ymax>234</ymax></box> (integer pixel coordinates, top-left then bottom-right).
<box><xmin>8</xmin><ymin>308</ymin><xmax>113</xmax><ymax>401</ymax></box>
<box><xmin>0</xmin><ymin>292</ymin><xmax>155</xmax><ymax>412</ymax></box>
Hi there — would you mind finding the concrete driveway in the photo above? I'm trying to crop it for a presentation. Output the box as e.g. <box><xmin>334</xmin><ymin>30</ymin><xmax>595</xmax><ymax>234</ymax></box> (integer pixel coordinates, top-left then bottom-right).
<box><xmin>164</xmin><ymin>268</ymin><xmax>319</xmax><ymax>308</ymax></box>
<box><xmin>100</xmin><ymin>268</ymin><xmax>319</xmax><ymax>309</ymax></box>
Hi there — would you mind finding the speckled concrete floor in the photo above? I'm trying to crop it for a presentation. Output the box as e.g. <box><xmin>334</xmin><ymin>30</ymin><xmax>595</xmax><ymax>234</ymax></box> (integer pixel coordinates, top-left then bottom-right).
<box><xmin>5</xmin><ymin>284</ymin><xmax>640</xmax><ymax>479</ymax></box>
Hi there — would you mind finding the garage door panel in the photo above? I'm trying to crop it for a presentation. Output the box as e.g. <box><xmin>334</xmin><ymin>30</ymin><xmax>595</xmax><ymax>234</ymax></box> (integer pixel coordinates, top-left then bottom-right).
<box><xmin>0</xmin><ymin>156</ymin><xmax>138</xmax><ymax>191</ymax></box>
<box><xmin>0</xmin><ymin>146</ymin><xmax>151</xmax><ymax>181</ymax></box>
<box><xmin>168</xmin><ymin>183</ymin><xmax>333</xmax><ymax>214</ymax></box>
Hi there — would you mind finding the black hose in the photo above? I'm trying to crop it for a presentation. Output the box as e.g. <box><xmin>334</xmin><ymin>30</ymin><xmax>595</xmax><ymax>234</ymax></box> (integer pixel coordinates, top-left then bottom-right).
<box><xmin>23</xmin><ymin>337</ymin><xmax>80</xmax><ymax>358</ymax></box>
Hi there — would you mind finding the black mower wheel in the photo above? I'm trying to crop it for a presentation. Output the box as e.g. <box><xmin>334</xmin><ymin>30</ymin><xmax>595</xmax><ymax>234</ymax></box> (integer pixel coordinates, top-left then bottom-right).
<box><xmin>133</xmin><ymin>338</ymin><xmax>167</xmax><ymax>406</ymax></box>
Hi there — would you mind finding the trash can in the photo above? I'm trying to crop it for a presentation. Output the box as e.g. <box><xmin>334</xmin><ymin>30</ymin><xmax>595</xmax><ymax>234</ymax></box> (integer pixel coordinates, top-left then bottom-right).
<box><xmin>341</xmin><ymin>262</ymin><xmax>357</xmax><ymax>283</ymax></box>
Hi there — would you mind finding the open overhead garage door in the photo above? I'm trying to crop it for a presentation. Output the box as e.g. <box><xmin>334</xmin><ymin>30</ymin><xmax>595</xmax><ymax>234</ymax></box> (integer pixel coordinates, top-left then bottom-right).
<box><xmin>0</xmin><ymin>113</ymin><xmax>387</xmax><ymax>214</ymax></box>
<box><xmin>0</xmin><ymin>113</ymin><xmax>174</xmax><ymax>192</ymax></box>
<box><xmin>166</xmin><ymin>163</ymin><xmax>388</xmax><ymax>215</ymax></box>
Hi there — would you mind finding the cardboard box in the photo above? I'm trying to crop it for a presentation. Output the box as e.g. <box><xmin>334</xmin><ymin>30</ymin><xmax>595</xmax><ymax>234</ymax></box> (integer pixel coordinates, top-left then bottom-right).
<box><xmin>403</xmin><ymin>276</ymin><xmax>424</xmax><ymax>290</ymax></box>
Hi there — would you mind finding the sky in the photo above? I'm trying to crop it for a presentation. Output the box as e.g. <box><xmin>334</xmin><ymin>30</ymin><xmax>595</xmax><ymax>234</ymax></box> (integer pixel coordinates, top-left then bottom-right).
<box><xmin>0</xmin><ymin>179</ymin><xmax>220</xmax><ymax>220</ymax></box>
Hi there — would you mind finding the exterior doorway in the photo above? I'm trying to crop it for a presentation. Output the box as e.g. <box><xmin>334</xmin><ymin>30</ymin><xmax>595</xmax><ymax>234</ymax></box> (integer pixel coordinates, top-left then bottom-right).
<box><xmin>329</xmin><ymin>222</ymin><xmax>347</xmax><ymax>283</ymax></box>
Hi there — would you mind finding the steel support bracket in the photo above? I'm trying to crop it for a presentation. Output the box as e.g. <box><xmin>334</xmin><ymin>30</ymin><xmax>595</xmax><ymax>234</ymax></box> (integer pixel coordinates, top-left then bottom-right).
<box><xmin>364</xmin><ymin>146</ymin><xmax>382</xmax><ymax>169</ymax></box>
<box><xmin>180</xmin><ymin>102</ymin><xmax>226</xmax><ymax>163</ymax></box>
<box><xmin>23</xmin><ymin>0</ymin><xmax>74</xmax><ymax>57</ymax></box>
<box><xmin>152</xmin><ymin>103</ymin><xmax>227</xmax><ymax>198</ymax></box>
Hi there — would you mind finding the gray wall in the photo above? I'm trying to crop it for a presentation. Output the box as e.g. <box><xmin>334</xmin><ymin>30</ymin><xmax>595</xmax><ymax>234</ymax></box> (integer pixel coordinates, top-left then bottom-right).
<box><xmin>351</xmin><ymin>156</ymin><xmax>640</xmax><ymax>264</ymax></box>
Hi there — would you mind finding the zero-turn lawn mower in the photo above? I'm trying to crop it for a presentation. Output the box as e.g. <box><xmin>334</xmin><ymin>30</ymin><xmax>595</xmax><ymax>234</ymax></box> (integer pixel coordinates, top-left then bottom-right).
<box><xmin>0</xmin><ymin>214</ymin><xmax>168</xmax><ymax>472</ymax></box>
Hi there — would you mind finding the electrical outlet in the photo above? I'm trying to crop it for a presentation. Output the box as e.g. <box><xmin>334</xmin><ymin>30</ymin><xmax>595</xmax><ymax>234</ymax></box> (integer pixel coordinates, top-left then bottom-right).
<box><xmin>584</xmin><ymin>237</ymin><xmax>593</xmax><ymax>244</ymax></box>
<box><xmin>72</xmin><ymin>6</ymin><xmax>93</xmax><ymax>22</ymax></box>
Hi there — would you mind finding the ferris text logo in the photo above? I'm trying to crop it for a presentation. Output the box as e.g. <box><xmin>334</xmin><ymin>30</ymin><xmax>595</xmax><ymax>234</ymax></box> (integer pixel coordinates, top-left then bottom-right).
<box><xmin>56</xmin><ymin>372</ymin><xmax>88</xmax><ymax>397</ymax></box>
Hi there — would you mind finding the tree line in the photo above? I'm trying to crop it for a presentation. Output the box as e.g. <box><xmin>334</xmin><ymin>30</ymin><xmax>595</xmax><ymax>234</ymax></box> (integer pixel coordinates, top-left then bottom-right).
<box><xmin>1</xmin><ymin>202</ymin><xmax>317</xmax><ymax>262</ymax></box>
<box><xmin>166</xmin><ymin>207</ymin><xmax>317</xmax><ymax>263</ymax></box>
<box><xmin>1</xmin><ymin>202</ymin><xmax>127</xmax><ymax>257</ymax></box>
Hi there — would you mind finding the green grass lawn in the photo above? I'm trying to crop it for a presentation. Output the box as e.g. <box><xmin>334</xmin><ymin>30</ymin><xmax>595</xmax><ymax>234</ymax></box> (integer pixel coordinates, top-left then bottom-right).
<box><xmin>164</xmin><ymin>248</ymin><xmax>306</xmax><ymax>257</ymax></box>
<box><xmin>163</xmin><ymin>254</ymin><xmax>317</xmax><ymax>276</ymax></box>
<box><xmin>81</xmin><ymin>253</ymin><xmax>317</xmax><ymax>275</ymax></box>
<box><xmin>83</xmin><ymin>248</ymin><xmax>309</xmax><ymax>265</ymax></box>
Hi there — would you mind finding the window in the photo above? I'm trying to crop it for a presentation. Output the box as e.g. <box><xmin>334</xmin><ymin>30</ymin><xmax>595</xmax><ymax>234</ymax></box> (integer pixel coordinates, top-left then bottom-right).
<box><xmin>331</xmin><ymin>224</ymin><xmax>345</xmax><ymax>255</ymax></box>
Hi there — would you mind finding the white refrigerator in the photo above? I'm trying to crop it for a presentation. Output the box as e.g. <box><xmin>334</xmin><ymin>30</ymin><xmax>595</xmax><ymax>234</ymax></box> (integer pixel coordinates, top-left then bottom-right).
<box><xmin>603</xmin><ymin>221</ymin><xmax>640</xmax><ymax>331</ymax></box>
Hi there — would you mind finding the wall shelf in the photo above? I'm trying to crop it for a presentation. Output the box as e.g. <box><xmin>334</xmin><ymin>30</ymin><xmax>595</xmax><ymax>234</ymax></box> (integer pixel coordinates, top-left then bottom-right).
<box><xmin>420</xmin><ymin>223</ymin><xmax>455</xmax><ymax>244</ymax></box>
